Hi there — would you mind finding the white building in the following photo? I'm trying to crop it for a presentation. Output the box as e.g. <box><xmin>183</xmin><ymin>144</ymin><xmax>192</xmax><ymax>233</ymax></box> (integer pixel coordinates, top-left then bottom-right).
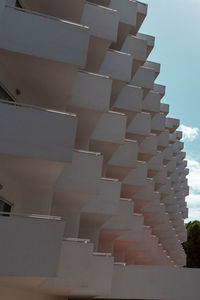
<box><xmin>0</xmin><ymin>1</ymin><xmax>199</xmax><ymax>299</ymax></box>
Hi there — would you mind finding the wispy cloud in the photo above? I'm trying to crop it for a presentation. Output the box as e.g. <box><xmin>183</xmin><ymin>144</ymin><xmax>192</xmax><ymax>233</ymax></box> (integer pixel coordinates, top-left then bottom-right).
<box><xmin>179</xmin><ymin>125</ymin><xmax>199</xmax><ymax>142</ymax></box>
<box><xmin>185</xmin><ymin>159</ymin><xmax>200</xmax><ymax>222</ymax></box>
<box><xmin>187</xmin><ymin>159</ymin><xmax>200</xmax><ymax>193</ymax></box>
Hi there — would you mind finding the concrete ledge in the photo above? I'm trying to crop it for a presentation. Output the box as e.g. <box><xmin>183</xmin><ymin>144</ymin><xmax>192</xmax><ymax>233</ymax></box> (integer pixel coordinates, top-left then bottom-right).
<box><xmin>107</xmin><ymin>265</ymin><xmax>200</xmax><ymax>300</ymax></box>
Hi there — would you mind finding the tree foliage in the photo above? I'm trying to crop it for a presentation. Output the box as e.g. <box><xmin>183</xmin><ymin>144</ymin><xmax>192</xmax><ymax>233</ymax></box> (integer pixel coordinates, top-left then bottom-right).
<box><xmin>183</xmin><ymin>221</ymin><xmax>200</xmax><ymax>268</ymax></box>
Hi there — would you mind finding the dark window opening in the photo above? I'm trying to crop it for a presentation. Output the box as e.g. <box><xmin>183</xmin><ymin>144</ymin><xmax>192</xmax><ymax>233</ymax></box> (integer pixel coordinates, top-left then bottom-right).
<box><xmin>0</xmin><ymin>198</ymin><xmax>12</xmax><ymax>216</ymax></box>
<box><xmin>16</xmin><ymin>1</ymin><xmax>22</xmax><ymax>8</ymax></box>
<box><xmin>0</xmin><ymin>86</ymin><xmax>15</xmax><ymax>102</ymax></box>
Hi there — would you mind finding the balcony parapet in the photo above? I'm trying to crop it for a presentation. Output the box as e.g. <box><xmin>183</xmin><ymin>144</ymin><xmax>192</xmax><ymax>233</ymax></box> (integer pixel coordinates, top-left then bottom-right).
<box><xmin>0</xmin><ymin>213</ymin><xmax>65</xmax><ymax>276</ymax></box>
<box><xmin>0</xmin><ymin>99</ymin><xmax>77</xmax><ymax>162</ymax></box>
<box><xmin>0</xmin><ymin>5</ymin><xmax>90</xmax><ymax>65</ymax></box>
<box><xmin>154</xmin><ymin>84</ymin><xmax>166</xmax><ymax>98</ymax></box>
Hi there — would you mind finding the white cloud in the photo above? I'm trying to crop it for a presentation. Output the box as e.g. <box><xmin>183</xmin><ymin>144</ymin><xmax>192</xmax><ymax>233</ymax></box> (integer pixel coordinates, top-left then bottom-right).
<box><xmin>186</xmin><ymin>194</ymin><xmax>200</xmax><ymax>208</ymax></box>
<box><xmin>185</xmin><ymin>159</ymin><xmax>200</xmax><ymax>222</ymax></box>
<box><xmin>179</xmin><ymin>125</ymin><xmax>199</xmax><ymax>142</ymax></box>
<box><xmin>187</xmin><ymin>159</ymin><xmax>200</xmax><ymax>193</ymax></box>
<box><xmin>186</xmin><ymin>207</ymin><xmax>200</xmax><ymax>223</ymax></box>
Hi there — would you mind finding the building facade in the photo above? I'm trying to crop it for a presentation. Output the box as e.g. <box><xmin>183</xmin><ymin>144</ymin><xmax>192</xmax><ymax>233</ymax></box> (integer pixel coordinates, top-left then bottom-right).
<box><xmin>0</xmin><ymin>0</ymin><xmax>199</xmax><ymax>299</ymax></box>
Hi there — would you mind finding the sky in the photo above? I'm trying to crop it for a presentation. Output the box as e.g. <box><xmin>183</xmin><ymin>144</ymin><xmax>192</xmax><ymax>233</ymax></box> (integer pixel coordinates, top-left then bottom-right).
<box><xmin>140</xmin><ymin>0</ymin><xmax>200</xmax><ymax>222</ymax></box>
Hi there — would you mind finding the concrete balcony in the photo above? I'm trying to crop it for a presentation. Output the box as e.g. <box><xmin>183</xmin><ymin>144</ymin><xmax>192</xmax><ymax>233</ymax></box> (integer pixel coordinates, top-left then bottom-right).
<box><xmin>165</xmin><ymin>204</ymin><xmax>180</xmax><ymax>214</ymax></box>
<box><xmin>100</xmin><ymin>199</ymin><xmax>140</xmax><ymax>235</ymax></box>
<box><xmin>106</xmin><ymin>139</ymin><xmax>138</xmax><ymax>180</ymax></box>
<box><xmin>84</xmin><ymin>252</ymin><xmax>114</xmax><ymax>296</ymax></box>
<box><xmin>169</xmin><ymin>131</ymin><xmax>177</xmax><ymax>144</ymax></box>
<box><xmin>19</xmin><ymin>1</ymin><xmax>119</xmax><ymax>73</ymax></box>
<box><xmin>158</xmin><ymin>130</ymin><xmax>169</xmax><ymax>151</ymax></box>
<box><xmin>126</xmin><ymin>112</ymin><xmax>151</xmax><ymax>143</ymax></box>
<box><xmin>142</xmin><ymin>91</ymin><xmax>161</xmax><ymax>115</ymax></box>
<box><xmin>167</xmin><ymin>158</ymin><xmax>177</xmax><ymax>174</ymax></box>
<box><xmin>67</xmin><ymin>71</ymin><xmax>112</xmax><ymax>149</ymax></box>
<box><xmin>82</xmin><ymin>4</ymin><xmax>119</xmax><ymax>72</ymax></box>
<box><xmin>122</xmin><ymin>161</ymin><xmax>147</xmax><ymax>198</ymax></box>
<box><xmin>161</xmin><ymin>195</ymin><xmax>175</xmax><ymax>206</ymax></box>
<box><xmin>138</xmin><ymin>134</ymin><xmax>158</xmax><ymax>161</ymax></box>
<box><xmin>153</xmin><ymin>220</ymin><xmax>174</xmax><ymax>235</ymax></box>
<box><xmin>99</xmin><ymin>199</ymin><xmax>145</xmax><ymax>257</ymax></box>
<box><xmin>154</xmin><ymin>84</ymin><xmax>166</xmax><ymax>99</ymax></box>
<box><xmin>117</xmin><ymin>226</ymin><xmax>167</xmax><ymax>266</ymax></box>
<box><xmin>146</xmin><ymin>206</ymin><xmax>170</xmax><ymax>227</ymax></box>
<box><xmin>158</xmin><ymin>181</ymin><xmax>174</xmax><ymax>199</ymax></box>
<box><xmin>176</xmin><ymin>164</ymin><xmax>185</xmax><ymax>177</ymax></box>
<box><xmin>122</xmin><ymin>34</ymin><xmax>147</xmax><ymax>62</ymax></box>
<box><xmin>160</xmin><ymin>103</ymin><xmax>169</xmax><ymax>115</ymax></box>
<box><xmin>184</xmin><ymin>168</ymin><xmax>189</xmax><ymax>176</ymax></box>
<box><xmin>134</xmin><ymin>1</ymin><xmax>148</xmax><ymax>35</ymax></box>
<box><xmin>157</xmin><ymin>228</ymin><xmax>178</xmax><ymax>247</ymax></box>
<box><xmin>144</xmin><ymin>61</ymin><xmax>160</xmax><ymax>79</ymax></box>
<box><xmin>41</xmin><ymin>238</ymin><xmax>114</xmax><ymax>297</ymax></box>
<box><xmin>52</xmin><ymin>150</ymin><xmax>103</xmax><ymax>236</ymax></box>
<box><xmin>173</xmin><ymin>140</ymin><xmax>184</xmax><ymax>154</ymax></box>
<box><xmin>168</xmin><ymin>211</ymin><xmax>183</xmax><ymax>223</ymax></box>
<box><xmin>18</xmin><ymin>0</ymin><xmax>86</xmax><ymax>23</ymax></box>
<box><xmin>137</xmin><ymin>192</ymin><xmax>161</xmax><ymax>213</ymax></box>
<box><xmin>121</xmin><ymin>35</ymin><xmax>147</xmax><ymax>76</ymax></box>
<box><xmin>108</xmin><ymin>264</ymin><xmax>200</xmax><ymax>300</ymax></box>
<box><xmin>131</xmin><ymin>66</ymin><xmax>155</xmax><ymax>98</ymax></box>
<box><xmin>184</xmin><ymin>186</ymin><xmax>189</xmax><ymax>196</ymax></box>
<box><xmin>140</xmin><ymin>195</ymin><xmax>162</xmax><ymax>215</ymax></box>
<box><xmin>182</xmin><ymin>207</ymin><xmax>188</xmax><ymax>219</ymax></box>
<box><xmin>163</xmin><ymin>145</ymin><xmax>173</xmax><ymax>164</ymax></box>
<box><xmin>173</xmin><ymin>151</ymin><xmax>186</xmax><ymax>166</ymax></box>
<box><xmin>176</xmin><ymin>130</ymin><xmax>183</xmax><ymax>140</ymax></box>
<box><xmin>0</xmin><ymin>100</ymin><xmax>77</xmax><ymax>162</ymax></box>
<box><xmin>89</xmin><ymin>0</ymin><xmax>141</xmax><ymax>50</ymax></box>
<box><xmin>151</xmin><ymin>113</ymin><xmax>166</xmax><ymax>134</ymax></box>
<box><xmin>79</xmin><ymin>177</ymin><xmax>121</xmax><ymax>249</ymax></box>
<box><xmin>180</xmin><ymin>206</ymin><xmax>188</xmax><ymax>222</ymax></box>
<box><xmin>0</xmin><ymin>5</ymin><xmax>90</xmax><ymax>109</ymax></box>
<box><xmin>154</xmin><ymin>166</ymin><xmax>168</xmax><ymax>190</ymax></box>
<box><xmin>145</xmin><ymin>214</ymin><xmax>168</xmax><ymax>229</ymax></box>
<box><xmin>136</xmin><ymin>32</ymin><xmax>155</xmax><ymax>58</ymax></box>
<box><xmin>99</xmin><ymin>50</ymin><xmax>133</xmax><ymax>105</ymax></box>
<box><xmin>177</xmin><ymin>198</ymin><xmax>187</xmax><ymax>208</ymax></box>
<box><xmin>166</xmin><ymin>118</ymin><xmax>180</xmax><ymax>133</ymax></box>
<box><xmin>0</xmin><ymin>101</ymin><xmax>77</xmax><ymax>214</ymax></box>
<box><xmin>89</xmin><ymin>111</ymin><xmax>127</xmax><ymax>162</ymax></box>
<box><xmin>170</xmin><ymin>172</ymin><xmax>179</xmax><ymax>184</ymax></box>
<box><xmin>148</xmin><ymin>151</ymin><xmax>163</xmax><ymax>178</ymax></box>
<box><xmin>50</xmin><ymin>237</ymin><xmax>94</xmax><ymax>293</ymax></box>
<box><xmin>0</xmin><ymin>213</ymin><xmax>65</xmax><ymax>277</ymax></box>
<box><xmin>114</xmin><ymin>230</ymin><xmax>161</xmax><ymax>265</ymax></box>
<box><xmin>112</xmin><ymin>84</ymin><xmax>142</xmax><ymax>125</ymax></box>
<box><xmin>99</xmin><ymin>49</ymin><xmax>132</xmax><ymax>82</ymax></box>
<box><xmin>132</xmin><ymin>178</ymin><xmax>155</xmax><ymax>211</ymax></box>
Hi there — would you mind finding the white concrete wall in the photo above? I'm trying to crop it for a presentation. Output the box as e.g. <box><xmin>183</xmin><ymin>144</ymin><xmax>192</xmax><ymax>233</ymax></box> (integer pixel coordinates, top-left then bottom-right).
<box><xmin>109</xmin><ymin>265</ymin><xmax>200</xmax><ymax>300</ymax></box>
<box><xmin>0</xmin><ymin>6</ymin><xmax>90</xmax><ymax>66</ymax></box>
<box><xmin>0</xmin><ymin>215</ymin><xmax>65</xmax><ymax>276</ymax></box>
<box><xmin>0</xmin><ymin>101</ymin><xmax>77</xmax><ymax>162</ymax></box>
<box><xmin>0</xmin><ymin>0</ymin><xmax>194</xmax><ymax>298</ymax></box>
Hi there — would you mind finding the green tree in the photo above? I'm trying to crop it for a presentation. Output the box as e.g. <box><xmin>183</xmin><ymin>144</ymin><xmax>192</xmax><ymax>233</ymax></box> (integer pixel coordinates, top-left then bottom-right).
<box><xmin>183</xmin><ymin>221</ymin><xmax>200</xmax><ymax>268</ymax></box>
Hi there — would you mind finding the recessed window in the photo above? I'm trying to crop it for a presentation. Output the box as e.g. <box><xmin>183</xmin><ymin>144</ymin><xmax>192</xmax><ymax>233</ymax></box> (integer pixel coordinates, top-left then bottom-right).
<box><xmin>16</xmin><ymin>1</ymin><xmax>22</xmax><ymax>8</ymax></box>
<box><xmin>0</xmin><ymin>198</ymin><xmax>12</xmax><ymax>215</ymax></box>
<box><xmin>0</xmin><ymin>86</ymin><xmax>15</xmax><ymax>102</ymax></box>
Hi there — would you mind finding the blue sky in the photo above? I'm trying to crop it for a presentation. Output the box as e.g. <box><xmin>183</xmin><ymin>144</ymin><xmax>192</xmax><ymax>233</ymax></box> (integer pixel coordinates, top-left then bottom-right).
<box><xmin>140</xmin><ymin>0</ymin><xmax>200</xmax><ymax>222</ymax></box>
